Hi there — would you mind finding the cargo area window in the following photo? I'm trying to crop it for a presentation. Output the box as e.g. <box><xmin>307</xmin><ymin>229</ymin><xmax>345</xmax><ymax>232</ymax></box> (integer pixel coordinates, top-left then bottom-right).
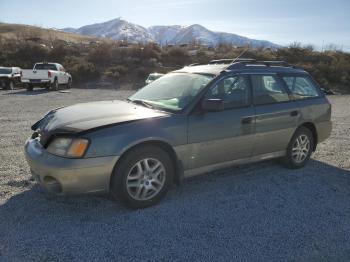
<box><xmin>282</xmin><ymin>76</ymin><xmax>320</xmax><ymax>99</ymax></box>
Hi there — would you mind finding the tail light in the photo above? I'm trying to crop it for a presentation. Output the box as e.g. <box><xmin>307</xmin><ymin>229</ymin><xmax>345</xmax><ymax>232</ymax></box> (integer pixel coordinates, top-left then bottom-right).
<box><xmin>48</xmin><ymin>71</ymin><xmax>52</xmax><ymax>78</ymax></box>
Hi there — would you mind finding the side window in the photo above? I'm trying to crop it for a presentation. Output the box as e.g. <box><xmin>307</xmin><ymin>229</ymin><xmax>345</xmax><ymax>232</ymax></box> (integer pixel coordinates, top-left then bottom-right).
<box><xmin>206</xmin><ymin>75</ymin><xmax>250</xmax><ymax>109</ymax></box>
<box><xmin>282</xmin><ymin>76</ymin><xmax>320</xmax><ymax>98</ymax></box>
<box><xmin>251</xmin><ymin>75</ymin><xmax>289</xmax><ymax>105</ymax></box>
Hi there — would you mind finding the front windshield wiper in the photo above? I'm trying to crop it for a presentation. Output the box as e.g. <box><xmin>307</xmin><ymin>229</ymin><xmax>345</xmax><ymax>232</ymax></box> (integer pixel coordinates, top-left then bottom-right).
<box><xmin>126</xmin><ymin>98</ymin><xmax>155</xmax><ymax>109</ymax></box>
<box><xmin>126</xmin><ymin>98</ymin><xmax>176</xmax><ymax>113</ymax></box>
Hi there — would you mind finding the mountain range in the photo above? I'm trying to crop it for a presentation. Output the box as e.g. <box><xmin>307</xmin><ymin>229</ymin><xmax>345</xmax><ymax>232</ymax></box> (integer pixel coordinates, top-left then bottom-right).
<box><xmin>63</xmin><ymin>18</ymin><xmax>280</xmax><ymax>48</ymax></box>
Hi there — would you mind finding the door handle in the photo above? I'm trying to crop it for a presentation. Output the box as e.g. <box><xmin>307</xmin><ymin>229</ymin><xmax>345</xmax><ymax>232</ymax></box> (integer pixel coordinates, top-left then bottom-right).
<box><xmin>241</xmin><ymin>116</ymin><xmax>254</xmax><ymax>124</ymax></box>
<box><xmin>290</xmin><ymin>110</ymin><xmax>299</xmax><ymax>117</ymax></box>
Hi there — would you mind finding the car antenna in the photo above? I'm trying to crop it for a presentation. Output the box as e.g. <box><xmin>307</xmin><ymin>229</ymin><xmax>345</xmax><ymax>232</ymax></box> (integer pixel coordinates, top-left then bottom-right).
<box><xmin>224</xmin><ymin>47</ymin><xmax>250</xmax><ymax>70</ymax></box>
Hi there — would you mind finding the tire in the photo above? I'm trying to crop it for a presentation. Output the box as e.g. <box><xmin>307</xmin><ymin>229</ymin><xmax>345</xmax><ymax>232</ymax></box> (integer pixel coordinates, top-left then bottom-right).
<box><xmin>51</xmin><ymin>79</ymin><xmax>59</xmax><ymax>91</ymax></box>
<box><xmin>110</xmin><ymin>145</ymin><xmax>174</xmax><ymax>209</ymax></box>
<box><xmin>66</xmin><ymin>78</ymin><xmax>72</xmax><ymax>89</ymax></box>
<box><xmin>26</xmin><ymin>84</ymin><xmax>33</xmax><ymax>91</ymax></box>
<box><xmin>282</xmin><ymin>126</ymin><xmax>314</xmax><ymax>169</ymax></box>
<box><xmin>6</xmin><ymin>80</ymin><xmax>14</xmax><ymax>90</ymax></box>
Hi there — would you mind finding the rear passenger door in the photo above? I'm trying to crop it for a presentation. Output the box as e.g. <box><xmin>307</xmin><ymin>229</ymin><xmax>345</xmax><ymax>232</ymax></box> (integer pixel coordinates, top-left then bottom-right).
<box><xmin>249</xmin><ymin>73</ymin><xmax>299</xmax><ymax>156</ymax></box>
<box><xmin>281</xmin><ymin>74</ymin><xmax>331</xmax><ymax>141</ymax></box>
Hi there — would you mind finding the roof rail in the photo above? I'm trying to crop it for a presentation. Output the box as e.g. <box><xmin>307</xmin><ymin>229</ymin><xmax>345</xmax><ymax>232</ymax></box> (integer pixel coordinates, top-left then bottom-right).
<box><xmin>187</xmin><ymin>59</ymin><xmax>299</xmax><ymax>71</ymax></box>
<box><xmin>257</xmin><ymin>61</ymin><xmax>291</xmax><ymax>67</ymax></box>
<box><xmin>188</xmin><ymin>62</ymin><xmax>207</xmax><ymax>67</ymax></box>
<box><xmin>209</xmin><ymin>58</ymin><xmax>256</xmax><ymax>64</ymax></box>
<box><xmin>226</xmin><ymin>60</ymin><xmax>295</xmax><ymax>70</ymax></box>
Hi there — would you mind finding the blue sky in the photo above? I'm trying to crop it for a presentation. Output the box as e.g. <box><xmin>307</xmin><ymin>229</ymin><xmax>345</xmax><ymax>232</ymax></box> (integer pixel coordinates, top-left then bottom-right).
<box><xmin>1</xmin><ymin>0</ymin><xmax>350</xmax><ymax>51</ymax></box>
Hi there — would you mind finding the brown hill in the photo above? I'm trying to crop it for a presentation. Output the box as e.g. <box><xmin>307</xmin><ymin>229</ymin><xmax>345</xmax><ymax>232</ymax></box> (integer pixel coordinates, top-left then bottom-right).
<box><xmin>0</xmin><ymin>23</ymin><xmax>103</xmax><ymax>43</ymax></box>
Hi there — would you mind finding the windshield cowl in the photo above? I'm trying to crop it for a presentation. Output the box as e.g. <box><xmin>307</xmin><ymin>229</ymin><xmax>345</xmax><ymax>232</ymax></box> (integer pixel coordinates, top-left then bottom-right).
<box><xmin>126</xmin><ymin>98</ymin><xmax>176</xmax><ymax>114</ymax></box>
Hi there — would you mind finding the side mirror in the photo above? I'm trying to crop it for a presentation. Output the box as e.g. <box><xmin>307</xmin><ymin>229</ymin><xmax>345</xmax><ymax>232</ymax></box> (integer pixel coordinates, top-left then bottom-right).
<box><xmin>201</xmin><ymin>98</ymin><xmax>224</xmax><ymax>112</ymax></box>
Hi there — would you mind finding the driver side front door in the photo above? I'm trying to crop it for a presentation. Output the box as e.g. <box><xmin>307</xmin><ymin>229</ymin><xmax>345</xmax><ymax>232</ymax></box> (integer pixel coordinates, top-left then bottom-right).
<box><xmin>186</xmin><ymin>74</ymin><xmax>255</xmax><ymax>175</ymax></box>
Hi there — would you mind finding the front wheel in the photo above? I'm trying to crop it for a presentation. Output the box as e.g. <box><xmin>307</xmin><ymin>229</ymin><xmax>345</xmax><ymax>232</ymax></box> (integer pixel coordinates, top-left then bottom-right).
<box><xmin>110</xmin><ymin>145</ymin><xmax>174</xmax><ymax>208</ymax></box>
<box><xmin>51</xmin><ymin>79</ymin><xmax>59</xmax><ymax>91</ymax></box>
<box><xmin>282</xmin><ymin>126</ymin><xmax>314</xmax><ymax>169</ymax></box>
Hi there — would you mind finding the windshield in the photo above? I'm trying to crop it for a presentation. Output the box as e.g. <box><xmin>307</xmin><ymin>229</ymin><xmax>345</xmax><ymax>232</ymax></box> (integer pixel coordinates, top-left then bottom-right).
<box><xmin>130</xmin><ymin>73</ymin><xmax>213</xmax><ymax>112</ymax></box>
<box><xmin>35</xmin><ymin>64</ymin><xmax>57</xmax><ymax>70</ymax></box>
<box><xmin>148</xmin><ymin>74</ymin><xmax>163</xmax><ymax>81</ymax></box>
<box><xmin>0</xmin><ymin>68</ymin><xmax>12</xmax><ymax>74</ymax></box>
<box><xmin>148</xmin><ymin>75</ymin><xmax>157</xmax><ymax>80</ymax></box>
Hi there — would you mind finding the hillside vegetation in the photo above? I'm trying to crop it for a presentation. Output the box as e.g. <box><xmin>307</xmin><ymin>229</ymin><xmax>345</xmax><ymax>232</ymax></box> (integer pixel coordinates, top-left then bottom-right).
<box><xmin>0</xmin><ymin>24</ymin><xmax>349</xmax><ymax>92</ymax></box>
<box><xmin>0</xmin><ymin>23</ymin><xmax>101</xmax><ymax>43</ymax></box>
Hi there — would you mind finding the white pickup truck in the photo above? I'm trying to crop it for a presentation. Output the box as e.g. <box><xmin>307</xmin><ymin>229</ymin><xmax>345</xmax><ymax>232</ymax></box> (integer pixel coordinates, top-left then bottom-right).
<box><xmin>0</xmin><ymin>67</ymin><xmax>22</xmax><ymax>90</ymax></box>
<box><xmin>21</xmin><ymin>62</ymin><xmax>72</xmax><ymax>91</ymax></box>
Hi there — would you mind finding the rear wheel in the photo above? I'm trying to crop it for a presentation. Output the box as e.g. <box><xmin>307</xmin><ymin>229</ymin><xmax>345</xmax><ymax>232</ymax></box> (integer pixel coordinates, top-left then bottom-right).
<box><xmin>7</xmin><ymin>80</ymin><xmax>14</xmax><ymax>90</ymax></box>
<box><xmin>110</xmin><ymin>145</ymin><xmax>174</xmax><ymax>208</ymax></box>
<box><xmin>26</xmin><ymin>84</ymin><xmax>33</xmax><ymax>91</ymax></box>
<box><xmin>282</xmin><ymin>126</ymin><xmax>314</xmax><ymax>169</ymax></box>
<box><xmin>66</xmin><ymin>78</ymin><xmax>72</xmax><ymax>89</ymax></box>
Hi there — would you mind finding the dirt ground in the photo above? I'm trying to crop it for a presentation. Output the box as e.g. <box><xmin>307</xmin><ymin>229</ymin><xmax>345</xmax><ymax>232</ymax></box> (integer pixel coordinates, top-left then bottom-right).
<box><xmin>0</xmin><ymin>88</ymin><xmax>349</xmax><ymax>261</ymax></box>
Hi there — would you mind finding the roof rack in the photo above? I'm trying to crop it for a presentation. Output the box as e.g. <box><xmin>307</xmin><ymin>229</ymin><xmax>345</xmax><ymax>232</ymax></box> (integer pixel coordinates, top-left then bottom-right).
<box><xmin>188</xmin><ymin>63</ymin><xmax>202</xmax><ymax>66</ymax></box>
<box><xmin>209</xmin><ymin>58</ymin><xmax>256</xmax><ymax>64</ymax></box>
<box><xmin>257</xmin><ymin>61</ymin><xmax>291</xmax><ymax>67</ymax></box>
<box><xmin>188</xmin><ymin>59</ymin><xmax>253</xmax><ymax>66</ymax></box>
<box><xmin>187</xmin><ymin>59</ymin><xmax>299</xmax><ymax>71</ymax></box>
<box><xmin>226</xmin><ymin>60</ymin><xmax>296</xmax><ymax>70</ymax></box>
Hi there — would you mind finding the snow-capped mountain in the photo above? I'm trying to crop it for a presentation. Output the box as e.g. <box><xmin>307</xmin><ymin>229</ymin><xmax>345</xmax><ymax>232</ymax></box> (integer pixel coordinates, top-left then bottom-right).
<box><xmin>148</xmin><ymin>25</ymin><xmax>183</xmax><ymax>46</ymax></box>
<box><xmin>63</xmin><ymin>18</ymin><xmax>279</xmax><ymax>48</ymax></box>
<box><xmin>169</xmin><ymin>24</ymin><xmax>218</xmax><ymax>45</ymax></box>
<box><xmin>64</xmin><ymin>18</ymin><xmax>153</xmax><ymax>43</ymax></box>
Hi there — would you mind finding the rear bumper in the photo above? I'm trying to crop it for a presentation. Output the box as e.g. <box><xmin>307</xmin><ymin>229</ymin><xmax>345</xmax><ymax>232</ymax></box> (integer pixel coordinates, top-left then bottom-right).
<box><xmin>24</xmin><ymin>138</ymin><xmax>119</xmax><ymax>195</ymax></box>
<box><xmin>316</xmin><ymin>120</ymin><xmax>332</xmax><ymax>143</ymax></box>
<box><xmin>22</xmin><ymin>79</ymin><xmax>51</xmax><ymax>85</ymax></box>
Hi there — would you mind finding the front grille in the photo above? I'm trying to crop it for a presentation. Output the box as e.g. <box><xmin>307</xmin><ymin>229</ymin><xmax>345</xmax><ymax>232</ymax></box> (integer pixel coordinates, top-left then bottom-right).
<box><xmin>31</xmin><ymin>131</ymin><xmax>39</xmax><ymax>139</ymax></box>
<box><xmin>32</xmin><ymin>129</ymin><xmax>50</xmax><ymax>147</ymax></box>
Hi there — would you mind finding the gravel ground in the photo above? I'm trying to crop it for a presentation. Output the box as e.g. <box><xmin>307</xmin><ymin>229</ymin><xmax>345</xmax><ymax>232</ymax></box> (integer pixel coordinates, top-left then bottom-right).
<box><xmin>0</xmin><ymin>88</ymin><xmax>350</xmax><ymax>261</ymax></box>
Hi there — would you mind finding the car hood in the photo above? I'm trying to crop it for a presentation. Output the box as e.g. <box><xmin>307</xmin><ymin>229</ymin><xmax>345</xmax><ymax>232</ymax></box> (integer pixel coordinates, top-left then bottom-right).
<box><xmin>33</xmin><ymin>100</ymin><xmax>169</xmax><ymax>134</ymax></box>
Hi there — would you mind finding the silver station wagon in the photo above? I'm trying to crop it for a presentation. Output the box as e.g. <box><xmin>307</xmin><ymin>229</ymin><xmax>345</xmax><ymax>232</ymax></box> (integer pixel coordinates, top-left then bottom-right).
<box><xmin>25</xmin><ymin>59</ymin><xmax>332</xmax><ymax>208</ymax></box>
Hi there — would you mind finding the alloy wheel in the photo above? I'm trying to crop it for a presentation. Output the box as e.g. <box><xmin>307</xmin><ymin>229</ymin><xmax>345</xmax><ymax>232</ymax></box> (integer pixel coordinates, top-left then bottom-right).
<box><xmin>126</xmin><ymin>158</ymin><xmax>166</xmax><ymax>201</ymax></box>
<box><xmin>291</xmin><ymin>134</ymin><xmax>310</xmax><ymax>163</ymax></box>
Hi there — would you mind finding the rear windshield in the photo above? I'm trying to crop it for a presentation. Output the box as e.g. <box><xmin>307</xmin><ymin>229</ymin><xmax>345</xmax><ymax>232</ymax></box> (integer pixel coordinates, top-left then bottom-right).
<box><xmin>0</xmin><ymin>68</ymin><xmax>12</xmax><ymax>74</ymax></box>
<box><xmin>34</xmin><ymin>64</ymin><xmax>57</xmax><ymax>70</ymax></box>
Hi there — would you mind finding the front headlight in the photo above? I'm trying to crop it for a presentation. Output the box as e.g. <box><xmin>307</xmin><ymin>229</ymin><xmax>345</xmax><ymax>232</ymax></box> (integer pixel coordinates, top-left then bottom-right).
<box><xmin>47</xmin><ymin>137</ymin><xmax>89</xmax><ymax>158</ymax></box>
